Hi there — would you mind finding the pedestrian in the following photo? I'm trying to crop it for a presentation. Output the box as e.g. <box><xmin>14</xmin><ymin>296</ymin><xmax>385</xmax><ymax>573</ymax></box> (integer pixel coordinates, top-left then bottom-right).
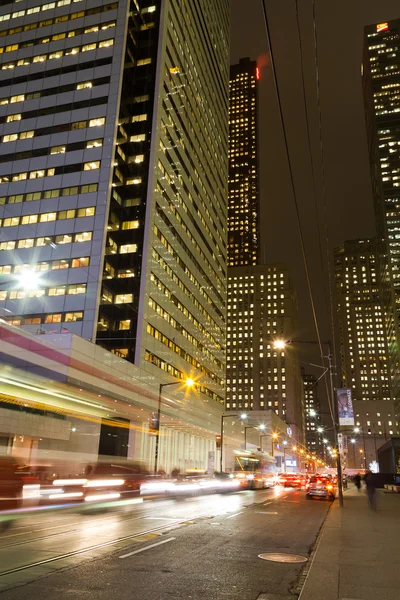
<box><xmin>364</xmin><ymin>469</ymin><xmax>377</xmax><ymax>510</ymax></box>
<box><xmin>354</xmin><ymin>472</ymin><xmax>361</xmax><ymax>492</ymax></box>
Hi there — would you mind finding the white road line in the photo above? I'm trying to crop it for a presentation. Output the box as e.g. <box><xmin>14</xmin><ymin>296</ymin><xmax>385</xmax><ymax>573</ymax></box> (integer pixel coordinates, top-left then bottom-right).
<box><xmin>119</xmin><ymin>537</ymin><xmax>175</xmax><ymax>559</ymax></box>
<box><xmin>144</xmin><ymin>517</ymin><xmax>176</xmax><ymax>521</ymax></box>
<box><xmin>226</xmin><ymin>512</ymin><xmax>243</xmax><ymax>519</ymax></box>
<box><xmin>263</xmin><ymin>501</ymin><xmax>272</xmax><ymax>506</ymax></box>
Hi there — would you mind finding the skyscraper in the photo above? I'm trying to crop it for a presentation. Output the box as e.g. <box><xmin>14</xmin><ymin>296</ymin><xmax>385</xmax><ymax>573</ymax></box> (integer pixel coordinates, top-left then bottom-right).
<box><xmin>226</xmin><ymin>263</ymin><xmax>304</xmax><ymax>437</ymax></box>
<box><xmin>301</xmin><ymin>369</ymin><xmax>322</xmax><ymax>455</ymax></box>
<box><xmin>363</xmin><ymin>18</ymin><xmax>400</xmax><ymax>407</ymax></box>
<box><xmin>335</xmin><ymin>238</ymin><xmax>399</xmax><ymax>465</ymax></box>
<box><xmin>0</xmin><ymin>0</ymin><xmax>229</xmax><ymax>405</ymax></box>
<box><xmin>228</xmin><ymin>57</ymin><xmax>259</xmax><ymax>266</ymax></box>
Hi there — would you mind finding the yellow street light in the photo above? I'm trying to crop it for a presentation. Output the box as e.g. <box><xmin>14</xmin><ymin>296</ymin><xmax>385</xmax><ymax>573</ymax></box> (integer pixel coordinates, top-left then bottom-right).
<box><xmin>272</xmin><ymin>432</ymin><xmax>278</xmax><ymax>439</ymax></box>
<box><xmin>185</xmin><ymin>378</ymin><xmax>195</xmax><ymax>387</ymax></box>
<box><xmin>273</xmin><ymin>340</ymin><xmax>286</xmax><ymax>350</ymax></box>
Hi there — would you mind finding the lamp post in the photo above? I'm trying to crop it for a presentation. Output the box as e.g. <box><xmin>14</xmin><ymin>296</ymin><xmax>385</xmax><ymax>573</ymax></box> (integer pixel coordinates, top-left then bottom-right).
<box><xmin>282</xmin><ymin>440</ymin><xmax>288</xmax><ymax>472</ymax></box>
<box><xmin>271</xmin><ymin>432</ymin><xmax>278</xmax><ymax>457</ymax></box>
<box><xmin>244</xmin><ymin>424</ymin><xmax>266</xmax><ymax>450</ymax></box>
<box><xmin>220</xmin><ymin>412</ymin><xmax>247</xmax><ymax>472</ymax></box>
<box><xmin>274</xmin><ymin>338</ymin><xmax>344</xmax><ymax>507</ymax></box>
<box><xmin>350</xmin><ymin>438</ymin><xmax>357</xmax><ymax>469</ymax></box>
<box><xmin>154</xmin><ymin>378</ymin><xmax>194</xmax><ymax>474</ymax></box>
<box><xmin>354</xmin><ymin>427</ymin><xmax>367</xmax><ymax>466</ymax></box>
<box><xmin>260</xmin><ymin>434</ymin><xmax>269</xmax><ymax>451</ymax></box>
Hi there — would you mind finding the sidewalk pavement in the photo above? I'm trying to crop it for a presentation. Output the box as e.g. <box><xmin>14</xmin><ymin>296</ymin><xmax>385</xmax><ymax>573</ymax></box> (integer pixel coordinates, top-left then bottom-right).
<box><xmin>299</xmin><ymin>485</ymin><xmax>400</xmax><ymax>600</ymax></box>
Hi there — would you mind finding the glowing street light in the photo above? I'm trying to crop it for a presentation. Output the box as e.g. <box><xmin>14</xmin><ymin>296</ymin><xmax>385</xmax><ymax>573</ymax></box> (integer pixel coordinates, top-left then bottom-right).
<box><xmin>155</xmin><ymin>377</ymin><xmax>194</xmax><ymax>473</ymax></box>
<box><xmin>323</xmin><ymin>438</ymin><xmax>328</xmax><ymax>444</ymax></box>
<box><xmin>317</xmin><ymin>427</ymin><xmax>324</xmax><ymax>433</ymax></box>
<box><xmin>17</xmin><ymin>270</ymin><xmax>41</xmax><ymax>291</ymax></box>
<box><xmin>259</xmin><ymin>424</ymin><xmax>266</xmax><ymax>431</ymax></box>
<box><xmin>273</xmin><ymin>339</ymin><xmax>286</xmax><ymax>350</ymax></box>
<box><xmin>354</xmin><ymin>427</ymin><xmax>360</xmax><ymax>434</ymax></box>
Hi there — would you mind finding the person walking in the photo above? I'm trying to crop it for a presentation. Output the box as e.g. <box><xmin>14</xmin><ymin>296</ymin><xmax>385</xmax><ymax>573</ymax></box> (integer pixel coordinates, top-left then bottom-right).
<box><xmin>364</xmin><ymin>469</ymin><xmax>377</xmax><ymax>510</ymax></box>
<box><xmin>354</xmin><ymin>472</ymin><xmax>361</xmax><ymax>492</ymax></box>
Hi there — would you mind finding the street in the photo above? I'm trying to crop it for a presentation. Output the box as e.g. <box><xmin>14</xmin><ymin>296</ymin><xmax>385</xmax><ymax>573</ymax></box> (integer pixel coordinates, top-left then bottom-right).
<box><xmin>0</xmin><ymin>487</ymin><xmax>329</xmax><ymax>599</ymax></box>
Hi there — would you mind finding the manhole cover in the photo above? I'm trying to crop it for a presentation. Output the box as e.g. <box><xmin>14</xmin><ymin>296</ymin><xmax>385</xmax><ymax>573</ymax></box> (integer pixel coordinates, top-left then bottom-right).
<box><xmin>258</xmin><ymin>553</ymin><xmax>308</xmax><ymax>563</ymax></box>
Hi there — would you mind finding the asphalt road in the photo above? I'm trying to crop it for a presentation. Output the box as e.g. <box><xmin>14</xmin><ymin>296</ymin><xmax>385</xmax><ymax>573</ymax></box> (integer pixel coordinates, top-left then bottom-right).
<box><xmin>0</xmin><ymin>487</ymin><xmax>329</xmax><ymax>599</ymax></box>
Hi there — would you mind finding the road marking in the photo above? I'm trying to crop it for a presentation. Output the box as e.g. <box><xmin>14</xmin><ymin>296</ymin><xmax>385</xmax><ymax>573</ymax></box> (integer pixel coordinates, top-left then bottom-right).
<box><xmin>255</xmin><ymin>511</ymin><xmax>278</xmax><ymax>515</ymax></box>
<box><xmin>119</xmin><ymin>537</ymin><xmax>175</xmax><ymax>559</ymax></box>
<box><xmin>263</xmin><ymin>501</ymin><xmax>272</xmax><ymax>506</ymax></box>
<box><xmin>144</xmin><ymin>517</ymin><xmax>176</xmax><ymax>521</ymax></box>
<box><xmin>226</xmin><ymin>512</ymin><xmax>243</xmax><ymax>519</ymax></box>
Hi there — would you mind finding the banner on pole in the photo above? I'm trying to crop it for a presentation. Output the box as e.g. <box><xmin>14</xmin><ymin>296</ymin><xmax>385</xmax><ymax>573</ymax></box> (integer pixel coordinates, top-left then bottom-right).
<box><xmin>337</xmin><ymin>388</ymin><xmax>355</xmax><ymax>426</ymax></box>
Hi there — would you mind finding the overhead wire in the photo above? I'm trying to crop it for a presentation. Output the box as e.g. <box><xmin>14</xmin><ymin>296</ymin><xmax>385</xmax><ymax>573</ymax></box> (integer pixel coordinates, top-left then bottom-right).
<box><xmin>293</xmin><ymin>0</ymin><xmax>334</xmax><ymax>423</ymax></box>
<box><xmin>310</xmin><ymin>0</ymin><xmax>339</xmax><ymax>419</ymax></box>
<box><xmin>260</xmin><ymin>1</ymin><xmax>327</xmax><ymax>386</ymax></box>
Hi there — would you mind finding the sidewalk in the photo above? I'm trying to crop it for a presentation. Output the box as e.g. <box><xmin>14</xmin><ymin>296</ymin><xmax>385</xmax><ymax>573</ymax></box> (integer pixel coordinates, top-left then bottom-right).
<box><xmin>299</xmin><ymin>485</ymin><xmax>400</xmax><ymax>600</ymax></box>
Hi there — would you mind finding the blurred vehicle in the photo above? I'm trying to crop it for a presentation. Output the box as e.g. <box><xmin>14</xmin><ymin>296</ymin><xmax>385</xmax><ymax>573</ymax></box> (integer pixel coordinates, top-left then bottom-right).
<box><xmin>233</xmin><ymin>450</ymin><xmax>276</xmax><ymax>489</ymax></box>
<box><xmin>0</xmin><ymin>456</ymin><xmax>24</xmax><ymax>531</ymax></box>
<box><xmin>278</xmin><ymin>473</ymin><xmax>304</xmax><ymax>488</ymax></box>
<box><xmin>40</xmin><ymin>460</ymin><xmax>151</xmax><ymax>504</ymax></box>
<box><xmin>165</xmin><ymin>471</ymin><xmax>240</xmax><ymax>497</ymax></box>
<box><xmin>306</xmin><ymin>475</ymin><xmax>335</xmax><ymax>501</ymax></box>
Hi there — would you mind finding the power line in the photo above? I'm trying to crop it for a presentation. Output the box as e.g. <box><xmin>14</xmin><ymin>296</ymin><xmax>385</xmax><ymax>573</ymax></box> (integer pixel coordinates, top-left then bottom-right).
<box><xmin>260</xmin><ymin>0</ymin><xmax>326</xmax><ymax>373</ymax></box>
<box><xmin>311</xmin><ymin>0</ymin><xmax>338</xmax><ymax>418</ymax></box>
<box><xmin>293</xmin><ymin>0</ymin><xmax>334</xmax><ymax>423</ymax></box>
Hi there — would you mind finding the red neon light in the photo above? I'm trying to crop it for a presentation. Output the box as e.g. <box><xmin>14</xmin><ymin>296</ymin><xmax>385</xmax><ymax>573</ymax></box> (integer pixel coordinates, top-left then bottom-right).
<box><xmin>376</xmin><ymin>22</ymin><xmax>389</xmax><ymax>33</ymax></box>
<box><xmin>256</xmin><ymin>67</ymin><xmax>260</xmax><ymax>80</ymax></box>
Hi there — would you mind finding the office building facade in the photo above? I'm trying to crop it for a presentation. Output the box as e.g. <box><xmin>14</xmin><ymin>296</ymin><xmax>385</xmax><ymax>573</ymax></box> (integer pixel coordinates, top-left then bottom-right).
<box><xmin>335</xmin><ymin>239</ymin><xmax>399</xmax><ymax>466</ymax></box>
<box><xmin>0</xmin><ymin>0</ymin><xmax>229</xmax><ymax>406</ymax></box>
<box><xmin>301</xmin><ymin>369</ymin><xmax>322</xmax><ymax>456</ymax></box>
<box><xmin>363</xmin><ymin>19</ymin><xmax>400</xmax><ymax>407</ymax></box>
<box><xmin>225</xmin><ymin>264</ymin><xmax>304</xmax><ymax>439</ymax></box>
<box><xmin>228</xmin><ymin>57</ymin><xmax>259</xmax><ymax>267</ymax></box>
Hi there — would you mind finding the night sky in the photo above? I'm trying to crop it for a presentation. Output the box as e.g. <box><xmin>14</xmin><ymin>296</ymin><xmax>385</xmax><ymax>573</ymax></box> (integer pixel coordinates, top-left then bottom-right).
<box><xmin>230</xmin><ymin>0</ymin><xmax>400</xmax><ymax>410</ymax></box>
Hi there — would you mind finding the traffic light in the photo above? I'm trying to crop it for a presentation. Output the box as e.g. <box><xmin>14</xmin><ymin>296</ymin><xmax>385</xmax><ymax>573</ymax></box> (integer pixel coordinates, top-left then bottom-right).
<box><xmin>215</xmin><ymin>434</ymin><xmax>222</xmax><ymax>449</ymax></box>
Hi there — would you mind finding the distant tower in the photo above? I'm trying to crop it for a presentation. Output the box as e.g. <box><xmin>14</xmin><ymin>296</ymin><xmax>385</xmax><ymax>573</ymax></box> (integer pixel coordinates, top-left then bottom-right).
<box><xmin>228</xmin><ymin>58</ymin><xmax>260</xmax><ymax>266</ymax></box>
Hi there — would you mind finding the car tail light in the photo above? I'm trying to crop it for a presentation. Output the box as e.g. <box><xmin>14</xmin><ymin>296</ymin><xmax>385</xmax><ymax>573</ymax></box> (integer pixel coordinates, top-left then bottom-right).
<box><xmin>316</xmin><ymin>479</ymin><xmax>321</xmax><ymax>484</ymax></box>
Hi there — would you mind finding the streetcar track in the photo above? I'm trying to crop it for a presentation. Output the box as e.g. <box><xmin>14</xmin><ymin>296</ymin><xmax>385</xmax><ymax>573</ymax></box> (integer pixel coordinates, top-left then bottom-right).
<box><xmin>0</xmin><ymin>512</ymin><xmax>211</xmax><ymax>577</ymax></box>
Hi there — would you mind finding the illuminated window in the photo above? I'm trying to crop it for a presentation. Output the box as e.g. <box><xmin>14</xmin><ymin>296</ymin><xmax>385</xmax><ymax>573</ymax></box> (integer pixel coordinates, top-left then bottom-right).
<box><xmin>98</xmin><ymin>39</ymin><xmax>114</xmax><ymax>48</ymax></box>
<box><xmin>115</xmin><ymin>293</ymin><xmax>133</xmax><ymax>304</ymax></box>
<box><xmin>120</xmin><ymin>244</ymin><xmax>137</xmax><ymax>254</ymax></box>
<box><xmin>89</xmin><ymin>117</ymin><xmax>105</xmax><ymax>127</ymax></box>
<box><xmin>6</xmin><ymin>114</ymin><xmax>21</xmax><ymax>122</ymax></box>
<box><xmin>121</xmin><ymin>221</ymin><xmax>140</xmax><ymax>230</ymax></box>
<box><xmin>77</xmin><ymin>81</ymin><xmax>92</xmax><ymax>90</ymax></box>
<box><xmin>84</xmin><ymin>161</ymin><xmax>100</xmax><ymax>170</ymax></box>
<box><xmin>50</xmin><ymin>146</ymin><xmax>66</xmax><ymax>154</ymax></box>
<box><xmin>65</xmin><ymin>312</ymin><xmax>83</xmax><ymax>322</ymax></box>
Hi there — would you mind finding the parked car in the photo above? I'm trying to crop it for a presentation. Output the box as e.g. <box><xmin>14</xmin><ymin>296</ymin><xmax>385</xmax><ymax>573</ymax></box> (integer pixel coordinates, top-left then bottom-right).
<box><xmin>306</xmin><ymin>475</ymin><xmax>335</xmax><ymax>501</ymax></box>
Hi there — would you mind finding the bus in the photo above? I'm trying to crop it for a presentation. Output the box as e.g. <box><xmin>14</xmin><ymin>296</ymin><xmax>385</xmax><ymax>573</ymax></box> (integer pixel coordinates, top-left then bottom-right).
<box><xmin>233</xmin><ymin>449</ymin><xmax>277</xmax><ymax>489</ymax></box>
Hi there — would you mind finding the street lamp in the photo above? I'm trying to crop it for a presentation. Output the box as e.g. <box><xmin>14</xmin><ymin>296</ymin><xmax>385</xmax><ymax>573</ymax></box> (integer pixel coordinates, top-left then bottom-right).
<box><xmin>271</xmin><ymin>432</ymin><xmax>278</xmax><ymax>457</ymax></box>
<box><xmin>0</xmin><ymin>270</ymin><xmax>42</xmax><ymax>291</ymax></box>
<box><xmin>282</xmin><ymin>440</ymin><xmax>288</xmax><ymax>473</ymax></box>
<box><xmin>317</xmin><ymin>426</ymin><xmax>324</xmax><ymax>433</ymax></box>
<box><xmin>273</xmin><ymin>338</ymin><xmax>344</xmax><ymax>506</ymax></box>
<box><xmin>245</xmin><ymin>424</ymin><xmax>267</xmax><ymax>450</ymax></box>
<box><xmin>220</xmin><ymin>412</ymin><xmax>247</xmax><ymax>472</ymax></box>
<box><xmin>154</xmin><ymin>377</ymin><xmax>194</xmax><ymax>473</ymax></box>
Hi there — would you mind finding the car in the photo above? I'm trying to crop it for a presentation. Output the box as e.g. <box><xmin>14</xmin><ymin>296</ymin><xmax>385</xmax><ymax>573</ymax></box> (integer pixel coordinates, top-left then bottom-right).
<box><xmin>306</xmin><ymin>475</ymin><xmax>335</xmax><ymax>501</ymax></box>
<box><xmin>279</xmin><ymin>473</ymin><xmax>304</xmax><ymax>488</ymax></box>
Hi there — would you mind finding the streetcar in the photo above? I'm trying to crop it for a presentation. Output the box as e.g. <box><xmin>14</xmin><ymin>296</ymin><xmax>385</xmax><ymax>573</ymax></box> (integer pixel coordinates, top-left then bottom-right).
<box><xmin>233</xmin><ymin>449</ymin><xmax>277</xmax><ymax>489</ymax></box>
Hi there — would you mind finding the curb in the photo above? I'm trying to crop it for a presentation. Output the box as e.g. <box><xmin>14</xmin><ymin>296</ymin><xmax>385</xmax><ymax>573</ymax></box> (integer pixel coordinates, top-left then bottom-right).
<box><xmin>291</xmin><ymin>499</ymin><xmax>334</xmax><ymax>597</ymax></box>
